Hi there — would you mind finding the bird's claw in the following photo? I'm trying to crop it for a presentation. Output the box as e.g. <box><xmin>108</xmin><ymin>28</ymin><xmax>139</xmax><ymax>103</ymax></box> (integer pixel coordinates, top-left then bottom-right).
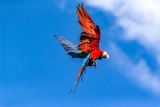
<box><xmin>92</xmin><ymin>61</ymin><xmax>97</xmax><ymax>68</ymax></box>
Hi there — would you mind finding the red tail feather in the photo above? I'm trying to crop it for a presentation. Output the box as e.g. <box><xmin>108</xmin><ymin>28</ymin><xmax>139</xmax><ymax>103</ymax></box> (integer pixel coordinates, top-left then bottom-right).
<box><xmin>68</xmin><ymin>66</ymin><xmax>86</xmax><ymax>94</ymax></box>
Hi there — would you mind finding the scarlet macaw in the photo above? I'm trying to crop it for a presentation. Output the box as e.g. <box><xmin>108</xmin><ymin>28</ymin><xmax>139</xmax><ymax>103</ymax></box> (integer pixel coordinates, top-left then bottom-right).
<box><xmin>55</xmin><ymin>3</ymin><xmax>109</xmax><ymax>93</ymax></box>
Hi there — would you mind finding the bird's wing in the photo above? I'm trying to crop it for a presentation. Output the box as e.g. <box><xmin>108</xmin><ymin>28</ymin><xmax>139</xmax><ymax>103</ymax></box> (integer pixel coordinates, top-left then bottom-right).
<box><xmin>77</xmin><ymin>3</ymin><xmax>100</xmax><ymax>53</ymax></box>
<box><xmin>68</xmin><ymin>53</ymin><xmax>91</xmax><ymax>94</ymax></box>
<box><xmin>54</xmin><ymin>35</ymin><xmax>78</xmax><ymax>54</ymax></box>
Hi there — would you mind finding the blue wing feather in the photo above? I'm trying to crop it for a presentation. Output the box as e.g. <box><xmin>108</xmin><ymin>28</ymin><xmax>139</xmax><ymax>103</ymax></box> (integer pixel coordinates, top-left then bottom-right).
<box><xmin>54</xmin><ymin>35</ymin><xmax>77</xmax><ymax>53</ymax></box>
<box><xmin>54</xmin><ymin>35</ymin><xmax>87</xmax><ymax>58</ymax></box>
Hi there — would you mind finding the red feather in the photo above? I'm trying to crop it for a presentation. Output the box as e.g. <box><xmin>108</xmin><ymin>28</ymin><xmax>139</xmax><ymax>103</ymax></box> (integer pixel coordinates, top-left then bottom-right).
<box><xmin>68</xmin><ymin>65</ymin><xmax>86</xmax><ymax>94</ymax></box>
<box><xmin>77</xmin><ymin>4</ymin><xmax>100</xmax><ymax>53</ymax></box>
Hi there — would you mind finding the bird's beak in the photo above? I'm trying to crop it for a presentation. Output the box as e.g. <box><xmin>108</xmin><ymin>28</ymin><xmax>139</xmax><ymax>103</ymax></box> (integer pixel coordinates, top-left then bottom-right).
<box><xmin>106</xmin><ymin>54</ymin><xmax>109</xmax><ymax>59</ymax></box>
<box><xmin>103</xmin><ymin>54</ymin><xmax>109</xmax><ymax>59</ymax></box>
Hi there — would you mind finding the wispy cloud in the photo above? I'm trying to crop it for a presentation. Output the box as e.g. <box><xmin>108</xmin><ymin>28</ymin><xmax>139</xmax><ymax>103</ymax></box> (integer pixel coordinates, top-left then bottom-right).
<box><xmin>55</xmin><ymin>0</ymin><xmax>79</xmax><ymax>12</ymax></box>
<box><xmin>109</xmin><ymin>43</ymin><xmax>160</xmax><ymax>95</ymax></box>
<box><xmin>85</xmin><ymin>0</ymin><xmax>160</xmax><ymax>63</ymax></box>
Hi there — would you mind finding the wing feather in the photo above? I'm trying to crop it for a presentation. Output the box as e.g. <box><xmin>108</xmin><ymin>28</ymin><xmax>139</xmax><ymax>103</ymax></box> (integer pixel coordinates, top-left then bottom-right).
<box><xmin>55</xmin><ymin>35</ymin><xmax>86</xmax><ymax>58</ymax></box>
<box><xmin>77</xmin><ymin>3</ymin><xmax>100</xmax><ymax>53</ymax></box>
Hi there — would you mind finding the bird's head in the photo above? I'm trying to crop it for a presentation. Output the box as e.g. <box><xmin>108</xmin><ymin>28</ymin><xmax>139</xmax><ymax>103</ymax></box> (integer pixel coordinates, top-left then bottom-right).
<box><xmin>101</xmin><ymin>51</ymin><xmax>109</xmax><ymax>59</ymax></box>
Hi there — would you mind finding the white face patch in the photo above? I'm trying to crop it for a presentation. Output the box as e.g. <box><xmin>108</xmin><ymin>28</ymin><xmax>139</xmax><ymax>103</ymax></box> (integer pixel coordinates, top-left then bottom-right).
<box><xmin>103</xmin><ymin>51</ymin><xmax>109</xmax><ymax>59</ymax></box>
<box><xmin>103</xmin><ymin>51</ymin><xmax>108</xmax><ymax>56</ymax></box>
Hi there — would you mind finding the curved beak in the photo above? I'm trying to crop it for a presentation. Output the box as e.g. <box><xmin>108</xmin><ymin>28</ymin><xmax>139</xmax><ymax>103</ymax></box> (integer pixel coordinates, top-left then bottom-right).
<box><xmin>106</xmin><ymin>54</ymin><xmax>109</xmax><ymax>59</ymax></box>
<box><xmin>103</xmin><ymin>54</ymin><xmax>109</xmax><ymax>59</ymax></box>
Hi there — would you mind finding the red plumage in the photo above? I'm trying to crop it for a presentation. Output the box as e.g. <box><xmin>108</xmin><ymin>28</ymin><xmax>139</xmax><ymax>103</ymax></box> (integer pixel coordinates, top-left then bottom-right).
<box><xmin>77</xmin><ymin>4</ymin><xmax>100</xmax><ymax>53</ymax></box>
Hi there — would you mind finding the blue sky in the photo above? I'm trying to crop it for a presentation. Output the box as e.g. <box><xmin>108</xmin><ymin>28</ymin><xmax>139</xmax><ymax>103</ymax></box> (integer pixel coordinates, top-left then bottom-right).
<box><xmin>1</xmin><ymin>0</ymin><xmax>160</xmax><ymax>107</ymax></box>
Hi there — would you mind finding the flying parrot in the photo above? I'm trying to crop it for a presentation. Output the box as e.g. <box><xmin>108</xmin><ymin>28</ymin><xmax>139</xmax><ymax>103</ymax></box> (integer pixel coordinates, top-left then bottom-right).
<box><xmin>55</xmin><ymin>3</ymin><xmax>109</xmax><ymax>93</ymax></box>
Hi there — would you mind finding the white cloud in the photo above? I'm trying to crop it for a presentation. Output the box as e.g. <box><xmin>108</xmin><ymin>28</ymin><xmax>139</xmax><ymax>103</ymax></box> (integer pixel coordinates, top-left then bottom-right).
<box><xmin>84</xmin><ymin>0</ymin><xmax>160</xmax><ymax>95</ymax></box>
<box><xmin>109</xmin><ymin>43</ymin><xmax>160</xmax><ymax>95</ymax></box>
<box><xmin>85</xmin><ymin>0</ymin><xmax>160</xmax><ymax>63</ymax></box>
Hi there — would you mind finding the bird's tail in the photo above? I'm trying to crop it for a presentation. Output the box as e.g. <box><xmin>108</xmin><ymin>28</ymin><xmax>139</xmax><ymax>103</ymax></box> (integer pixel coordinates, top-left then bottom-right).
<box><xmin>54</xmin><ymin>35</ymin><xmax>83</xmax><ymax>58</ymax></box>
<box><xmin>68</xmin><ymin>66</ymin><xmax>86</xmax><ymax>94</ymax></box>
<box><xmin>68</xmin><ymin>53</ymin><xmax>91</xmax><ymax>94</ymax></box>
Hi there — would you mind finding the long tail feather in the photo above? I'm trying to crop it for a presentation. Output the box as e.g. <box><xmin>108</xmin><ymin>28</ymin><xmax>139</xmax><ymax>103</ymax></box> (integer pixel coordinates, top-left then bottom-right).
<box><xmin>68</xmin><ymin>53</ymin><xmax>91</xmax><ymax>94</ymax></box>
<box><xmin>68</xmin><ymin>66</ymin><xmax>85</xmax><ymax>94</ymax></box>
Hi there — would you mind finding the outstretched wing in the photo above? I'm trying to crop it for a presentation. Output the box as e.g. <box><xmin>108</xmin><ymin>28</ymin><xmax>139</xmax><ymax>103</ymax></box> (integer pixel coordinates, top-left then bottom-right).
<box><xmin>54</xmin><ymin>35</ymin><xmax>77</xmax><ymax>53</ymax></box>
<box><xmin>68</xmin><ymin>53</ymin><xmax>91</xmax><ymax>94</ymax></box>
<box><xmin>55</xmin><ymin>35</ymin><xmax>85</xmax><ymax>58</ymax></box>
<box><xmin>77</xmin><ymin>3</ymin><xmax>100</xmax><ymax>53</ymax></box>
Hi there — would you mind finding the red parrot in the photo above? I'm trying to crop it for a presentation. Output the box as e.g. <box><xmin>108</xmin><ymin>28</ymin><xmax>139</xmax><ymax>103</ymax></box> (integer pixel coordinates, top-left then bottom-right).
<box><xmin>55</xmin><ymin>3</ymin><xmax>109</xmax><ymax>93</ymax></box>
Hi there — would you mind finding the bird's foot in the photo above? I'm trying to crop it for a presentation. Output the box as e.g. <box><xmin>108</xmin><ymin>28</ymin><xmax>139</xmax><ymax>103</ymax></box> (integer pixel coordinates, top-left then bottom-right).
<box><xmin>92</xmin><ymin>61</ymin><xmax>97</xmax><ymax>68</ymax></box>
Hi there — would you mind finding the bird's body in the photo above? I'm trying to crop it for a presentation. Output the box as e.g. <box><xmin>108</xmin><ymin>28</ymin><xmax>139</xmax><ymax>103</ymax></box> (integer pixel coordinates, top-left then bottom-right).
<box><xmin>88</xmin><ymin>50</ymin><xmax>102</xmax><ymax>65</ymax></box>
<box><xmin>55</xmin><ymin>3</ymin><xmax>109</xmax><ymax>93</ymax></box>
